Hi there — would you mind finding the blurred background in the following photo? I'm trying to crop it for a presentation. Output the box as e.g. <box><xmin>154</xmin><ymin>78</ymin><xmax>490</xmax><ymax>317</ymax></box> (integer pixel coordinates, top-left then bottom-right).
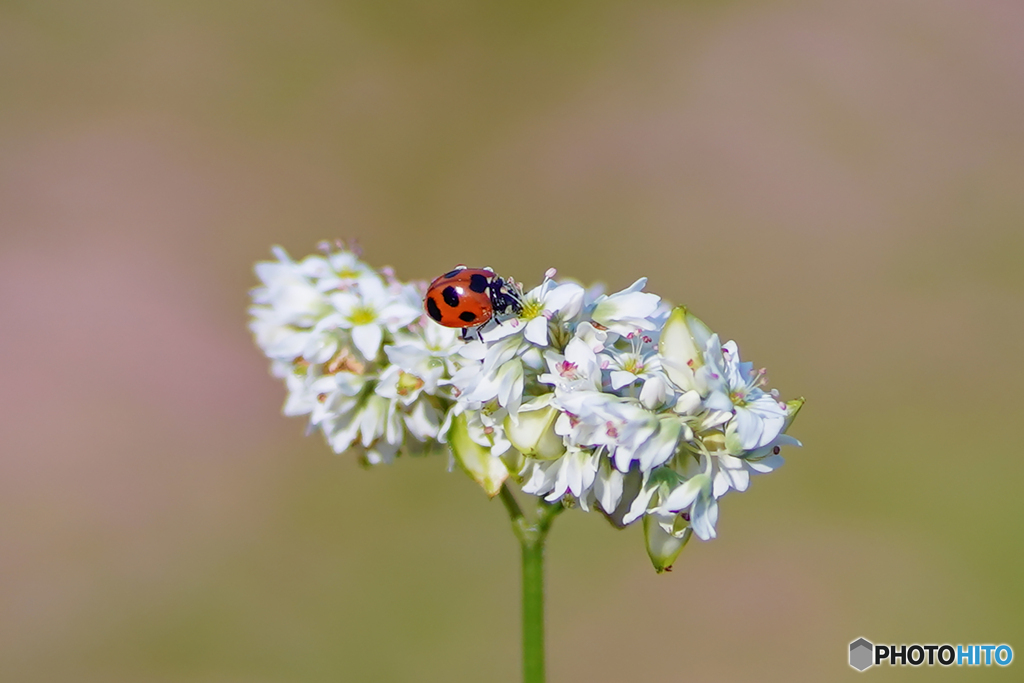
<box><xmin>1</xmin><ymin>1</ymin><xmax>1022</xmax><ymax>681</ymax></box>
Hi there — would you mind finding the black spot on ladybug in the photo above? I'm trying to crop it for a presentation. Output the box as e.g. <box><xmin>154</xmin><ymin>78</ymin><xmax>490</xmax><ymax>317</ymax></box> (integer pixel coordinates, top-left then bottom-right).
<box><xmin>426</xmin><ymin>297</ymin><xmax>443</xmax><ymax>322</ymax></box>
<box><xmin>442</xmin><ymin>286</ymin><xmax>459</xmax><ymax>307</ymax></box>
<box><xmin>469</xmin><ymin>273</ymin><xmax>488</xmax><ymax>293</ymax></box>
<box><xmin>459</xmin><ymin>311</ymin><xmax>477</xmax><ymax>323</ymax></box>
<box><xmin>443</xmin><ymin>269</ymin><xmax>461</xmax><ymax>279</ymax></box>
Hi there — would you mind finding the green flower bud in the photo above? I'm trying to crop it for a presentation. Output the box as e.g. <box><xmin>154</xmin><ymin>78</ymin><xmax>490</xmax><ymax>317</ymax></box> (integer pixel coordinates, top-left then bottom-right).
<box><xmin>784</xmin><ymin>397</ymin><xmax>805</xmax><ymax>430</ymax></box>
<box><xmin>644</xmin><ymin>513</ymin><xmax>692</xmax><ymax>573</ymax></box>
<box><xmin>504</xmin><ymin>400</ymin><xmax>566</xmax><ymax>461</ymax></box>
<box><xmin>659</xmin><ymin>306</ymin><xmax>713</xmax><ymax>394</ymax></box>
<box><xmin>448</xmin><ymin>413</ymin><xmax>509</xmax><ymax>497</ymax></box>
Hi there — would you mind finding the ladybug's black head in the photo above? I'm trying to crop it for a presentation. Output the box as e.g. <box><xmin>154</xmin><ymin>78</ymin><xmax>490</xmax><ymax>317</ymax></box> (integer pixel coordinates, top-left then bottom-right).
<box><xmin>488</xmin><ymin>277</ymin><xmax>523</xmax><ymax>316</ymax></box>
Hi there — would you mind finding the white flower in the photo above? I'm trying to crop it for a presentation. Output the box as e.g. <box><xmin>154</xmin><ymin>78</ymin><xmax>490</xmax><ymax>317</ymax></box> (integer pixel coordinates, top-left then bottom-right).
<box><xmin>482</xmin><ymin>275</ymin><xmax>585</xmax><ymax>347</ymax></box>
<box><xmin>252</xmin><ymin>247</ymin><xmax>332</xmax><ymax>328</ymax></box>
<box><xmin>327</xmin><ymin>275</ymin><xmax>422</xmax><ymax>360</ymax></box>
<box><xmin>384</xmin><ymin>324</ymin><xmax>460</xmax><ymax>398</ymax></box>
<box><xmin>701</xmin><ymin>338</ymin><xmax>787</xmax><ymax>451</ymax></box>
<box><xmin>250</xmin><ymin>306</ymin><xmax>310</xmax><ymax>361</ymax></box>
<box><xmin>388</xmin><ymin>322</ymin><xmax>462</xmax><ymax>377</ymax></box>
<box><xmin>589</xmin><ymin>278</ymin><xmax>662</xmax><ymax>336</ymax></box>
<box><xmin>553</xmin><ymin>392</ymin><xmax>674</xmax><ymax>473</ymax></box>
<box><xmin>251</xmin><ymin>245</ymin><xmax>462</xmax><ymax>467</ymax></box>
<box><xmin>573</xmin><ymin>321</ymin><xmax>609</xmax><ymax>354</ymax></box>
<box><xmin>521</xmin><ymin>446</ymin><xmax>600</xmax><ymax>502</ymax></box>
<box><xmin>599</xmin><ymin>333</ymin><xmax>668</xmax><ymax>406</ymax></box>
<box><xmin>638</xmin><ymin>375</ymin><xmax>669</xmax><ymax>410</ymax></box>
<box><xmin>375</xmin><ymin>365</ymin><xmax>427</xmax><ymax>405</ymax></box>
<box><xmin>317</xmin><ymin>248</ymin><xmax>378</xmax><ymax>291</ymax></box>
<box><xmin>249</xmin><ymin>248</ymin><xmax>333</xmax><ymax>361</ymax></box>
<box><xmin>590</xmin><ymin>457</ymin><xmax>626</xmax><ymax>515</ymax></box>
<box><xmin>651</xmin><ymin>455</ymin><xmax>719</xmax><ymax>541</ymax></box>
<box><xmin>404</xmin><ymin>399</ymin><xmax>443</xmax><ymax>441</ymax></box>
<box><xmin>538</xmin><ymin>337</ymin><xmax>602</xmax><ymax>394</ymax></box>
<box><xmin>708</xmin><ymin>425</ymin><xmax>799</xmax><ymax>498</ymax></box>
<box><xmin>448</xmin><ymin>334</ymin><xmax>528</xmax><ymax>420</ymax></box>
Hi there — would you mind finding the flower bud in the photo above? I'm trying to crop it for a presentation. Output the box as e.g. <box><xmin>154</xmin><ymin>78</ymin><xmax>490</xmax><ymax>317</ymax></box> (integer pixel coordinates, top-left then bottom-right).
<box><xmin>784</xmin><ymin>397</ymin><xmax>805</xmax><ymax>430</ymax></box>
<box><xmin>448</xmin><ymin>413</ymin><xmax>509</xmax><ymax>497</ymax></box>
<box><xmin>644</xmin><ymin>513</ymin><xmax>692</xmax><ymax>573</ymax></box>
<box><xmin>504</xmin><ymin>400</ymin><xmax>566</xmax><ymax>461</ymax></box>
<box><xmin>659</xmin><ymin>306</ymin><xmax>713</xmax><ymax>394</ymax></box>
<box><xmin>673</xmin><ymin>389</ymin><xmax>702</xmax><ymax>415</ymax></box>
<box><xmin>638</xmin><ymin>376</ymin><xmax>667</xmax><ymax>410</ymax></box>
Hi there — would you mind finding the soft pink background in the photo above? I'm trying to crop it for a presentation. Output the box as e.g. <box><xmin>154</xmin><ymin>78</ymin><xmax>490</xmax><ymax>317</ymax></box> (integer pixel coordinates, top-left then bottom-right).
<box><xmin>2</xmin><ymin>1</ymin><xmax>1022</xmax><ymax>681</ymax></box>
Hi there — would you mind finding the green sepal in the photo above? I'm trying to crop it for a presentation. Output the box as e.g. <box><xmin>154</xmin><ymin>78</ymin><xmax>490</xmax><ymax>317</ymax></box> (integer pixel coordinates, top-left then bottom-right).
<box><xmin>784</xmin><ymin>397</ymin><xmax>805</xmax><ymax>430</ymax></box>
<box><xmin>500</xmin><ymin>449</ymin><xmax>526</xmax><ymax>484</ymax></box>
<box><xmin>644</xmin><ymin>514</ymin><xmax>692</xmax><ymax>574</ymax></box>
<box><xmin>448</xmin><ymin>413</ymin><xmax>509</xmax><ymax>498</ymax></box>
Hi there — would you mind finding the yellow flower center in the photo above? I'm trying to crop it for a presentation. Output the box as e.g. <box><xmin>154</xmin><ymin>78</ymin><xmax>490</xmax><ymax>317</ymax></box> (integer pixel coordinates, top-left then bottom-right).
<box><xmin>520</xmin><ymin>298</ymin><xmax>544</xmax><ymax>320</ymax></box>
<box><xmin>349</xmin><ymin>305</ymin><xmax>377</xmax><ymax>326</ymax></box>
<box><xmin>396</xmin><ymin>372</ymin><xmax>424</xmax><ymax>396</ymax></box>
<box><xmin>622</xmin><ymin>356</ymin><xmax>643</xmax><ymax>375</ymax></box>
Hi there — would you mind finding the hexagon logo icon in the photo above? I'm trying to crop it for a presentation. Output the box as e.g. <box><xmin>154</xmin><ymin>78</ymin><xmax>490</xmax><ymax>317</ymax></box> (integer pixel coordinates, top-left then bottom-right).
<box><xmin>850</xmin><ymin>638</ymin><xmax>874</xmax><ymax>671</ymax></box>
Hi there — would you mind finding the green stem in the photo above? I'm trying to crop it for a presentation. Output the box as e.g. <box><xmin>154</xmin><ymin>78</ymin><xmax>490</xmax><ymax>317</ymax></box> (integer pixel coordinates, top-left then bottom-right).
<box><xmin>499</xmin><ymin>484</ymin><xmax>564</xmax><ymax>683</ymax></box>
<box><xmin>522</xmin><ymin>536</ymin><xmax>545</xmax><ymax>683</ymax></box>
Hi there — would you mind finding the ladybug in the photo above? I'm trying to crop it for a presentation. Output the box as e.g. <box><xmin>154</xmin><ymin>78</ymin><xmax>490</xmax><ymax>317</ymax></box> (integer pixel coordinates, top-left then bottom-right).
<box><xmin>424</xmin><ymin>266</ymin><xmax>522</xmax><ymax>331</ymax></box>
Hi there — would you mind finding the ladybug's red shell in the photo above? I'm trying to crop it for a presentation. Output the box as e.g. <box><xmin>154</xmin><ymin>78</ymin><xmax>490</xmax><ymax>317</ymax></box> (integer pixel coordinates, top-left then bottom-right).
<box><xmin>424</xmin><ymin>267</ymin><xmax>499</xmax><ymax>328</ymax></box>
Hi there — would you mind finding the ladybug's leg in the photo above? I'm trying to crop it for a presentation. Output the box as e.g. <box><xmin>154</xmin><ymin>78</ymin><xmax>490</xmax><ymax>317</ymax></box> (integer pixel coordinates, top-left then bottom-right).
<box><xmin>460</xmin><ymin>326</ymin><xmax>484</xmax><ymax>342</ymax></box>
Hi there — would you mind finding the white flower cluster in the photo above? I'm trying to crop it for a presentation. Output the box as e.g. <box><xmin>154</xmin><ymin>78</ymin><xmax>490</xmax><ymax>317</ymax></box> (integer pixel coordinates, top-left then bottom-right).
<box><xmin>249</xmin><ymin>244</ymin><xmax>461</xmax><ymax>465</ymax></box>
<box><xmin>250</xmin><ymin>245</ymin><xmax>803</xmax><ymax>571</ymax></box>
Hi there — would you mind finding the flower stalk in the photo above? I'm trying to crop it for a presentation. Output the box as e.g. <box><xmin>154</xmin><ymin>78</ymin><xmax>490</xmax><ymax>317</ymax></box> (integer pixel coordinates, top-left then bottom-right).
<box><xmin>500</xmin><ymin>484</ymin><xmax>564</xmax><ymax>683</ymax></box>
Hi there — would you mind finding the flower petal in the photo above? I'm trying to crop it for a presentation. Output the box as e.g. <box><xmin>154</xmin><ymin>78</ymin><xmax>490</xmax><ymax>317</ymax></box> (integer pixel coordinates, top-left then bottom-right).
<box><xmin>524</xmin><ymin>316</ymin><xmax>549</xmax><ymax>346</ymax></box>
<box><xmin>351</xmin><ymin>323</ymin><xmax>383</xmax><ymax>360</ymax></box>
<box><xmin>609</xmin><ymin>370</ymin><xmax>637</xmax><ymax>390</ymax></box>
<box><xmin>544</xmin><ymin>282</ymin><xmax>585</xmax><ymax>318</ymax></box>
